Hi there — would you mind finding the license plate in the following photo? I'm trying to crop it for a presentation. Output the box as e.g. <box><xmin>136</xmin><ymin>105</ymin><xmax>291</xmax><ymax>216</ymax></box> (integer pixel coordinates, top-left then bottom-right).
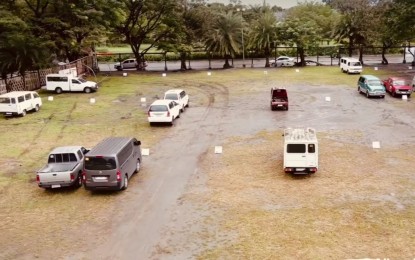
<box><xmin>277</xmin><ymin>104</ymin><xmax>283</xmax><ymax>107</ymax></box>
<box><xmin>51</xmin><ymin>184</ymin><xmax>61</xmax><ymax>188</ymax></box>
<box><xmin>296</xmin><ymin>168</ymin><xmax>305</xmax><ymax>171</ymax></box>
<box><xmin>93</xmin><ymin>176</ymin><xmax>108</xmax><ymax>182</ymax></box>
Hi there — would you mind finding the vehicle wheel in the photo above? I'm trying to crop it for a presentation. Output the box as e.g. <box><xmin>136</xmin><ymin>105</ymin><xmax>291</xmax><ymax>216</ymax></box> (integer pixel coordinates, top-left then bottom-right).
<box><xmin>55</xmin><ymin>87</ymin><xmax>62</xmax><ymax>94</ymax></box>
<box><xmin>366</xmin><ymin>91</ymin><xmax>370</xmax><ymax>98</ymax></box>
<box><xmin>180</xmin><ymin>105</ymin><xmax>185</xmax><ymax>112</ymax></box>
<box><xmin>21</xmin><ymin>110</ymin><xmax>26</xmax><ymax>117</ymax></box>
<box><xmin>286</xmin><ymin>106</ymin><xmax>289</xmax><ymax>111</ymax></box>
<box><xmin>177</xmin><ymin>112</ymin><xmax>180</xmax><ymax>119</ymax></box>
<box><xmin>170</xmin><ymin>118</ymin><xmax>174</xmax><ymax>126</ymax></box>
<box><xmin>122</xmin><ymin>174</ymin><xmax>128</xmax><ymax>190</ymax></box>
<box><xmin>391</xmin><ymin>91</ymin><xmax>395</xmax><ymax>97</ymax></box>
<box><xmin>358</xmin><ymin>86</ymin><xmax>360</xmax><ymax>93</ymax></box>
<box><xmin>408</xmin><ymin>94</ymin><xmax>411</xmax><ymax>98</ymax></box>
<box><xmin>134</xmin><ymin>160</ymin><xmax>141</xmax><ymax>173</ymax></box>
<box><xmin>381</xmin><ymin>95</ymin><xmax>385</xmax><ymax>98</ymax></box>
<box><xmin>186</xmin><ymin>102</ymin><xmax>189</xmax><ymax>108</ymax></box>
<box><xmin>34</xmin><ymin>104</ymin><xmax>40</xmax><ymax>112</ymax></box>
<box><xmin>74</xmin><ymin>173</ymin><xmax>82</xmax><ymax>188</ymax></box>
<box><xmin>84</xmin><ymin>87</ymin><xmax>92</xmax><ymax>93</ymax></box>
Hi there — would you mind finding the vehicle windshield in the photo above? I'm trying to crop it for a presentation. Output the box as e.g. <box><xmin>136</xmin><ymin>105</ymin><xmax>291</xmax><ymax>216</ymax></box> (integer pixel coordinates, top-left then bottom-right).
<box><xmin>149</xmin><ymin>105</ymin><xmax>168</xmax><ymax>112</ymax></box>
<box><xmin>0</xmin><ymin>97</ymin><xmax>10</xmax><ymax>104</ymax></box>
<box><xmin>165</xmin><ymin>93</ymin><xmax>178</xmax><ymax>100</ymax></box>
<box><xmin>393</xmin><ymin>80</ymin><xmax>405</xmax><ymax>86</ymax></box>
<box><xmin>368</xmin><ymin>80</ymin><xmax>382</xmax><ymax>86</ymax></box>
<box><xmin>78</xmin><ymin>78</ymin><xmax>87</xmax><ymax>83</ymax></box>
<box><xmin>85</xmin><ymin>156</ymin><xmax>116</xmax><ymax>170</ymax></box>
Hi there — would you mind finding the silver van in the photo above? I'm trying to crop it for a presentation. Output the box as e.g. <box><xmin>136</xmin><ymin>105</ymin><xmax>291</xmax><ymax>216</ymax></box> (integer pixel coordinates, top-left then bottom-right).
<box><xmin>83</xmin><ymin>137</ymin><xmax>142</xmax><ymax>191</ymax></box>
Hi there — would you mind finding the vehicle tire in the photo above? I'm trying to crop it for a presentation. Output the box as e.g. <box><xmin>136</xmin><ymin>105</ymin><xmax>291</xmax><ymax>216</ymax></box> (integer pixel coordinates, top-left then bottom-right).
<box><xmin>366</xmin><ymin>91</ymin><xmax>370</xmax><ymax>98</ymax></box>
<box><xmin>170</xmin><ymin>118</ymin><xmax>174</xmax><ymax>126</ymax></box>
<box><xmin>177</xmin><ymin>112</ymin><xmax>180</xmax><ymax>119</ymax></box>
<box><xmin>186</xmin><ymin>102</ymin><xmax>189</xmax><ymax>108</ymax></box>
<box><xmin>286</xmin><ymin>106</ymin><xmax>289</xmax><ymax>111</ymax></box>
<box><xmin>122</xmin><ymin>174</ymin><xmax>128</xmax><ymax>190</ymax></box>
<box><xmin>358</xmin><ymin>86</ymin><xmax>360</xmax><ymax>93</ymax></box>
<box><xmin>34</xmin><ymin>104</ymin><xmax>40</xmax><ymax>112</ymax></box>
<box><xmin>381</xmin><ymin>95</ymin><xmax>385</xmax><ymax>98</ymax></box>
<box><xmin>134</xmin><ymin>160</ymin><xmax>141</xmax><ymax>173</ymax></box>
<box><xmin>74</xmin><ymin>173</ymin><xmax>82</xmax><ymax>188</ymax></box>
<box><xmin>55</xmin><ymin>87</ymin><xmax>63</xmax><ymax>94</ymax></box>
<box><xmin>391</xmin><ymin>91</ymin><xmax>395</xmax><ymax>97</ymax></box>
<box><xmin>408</xmin><ymin>94</ymin><xmax>411</xmax><ymax>98</ymax></box>
<box><xmin>21</xmin><ymin>109</ymin><xmax>26</xmax><ymax>117</ymax></box>
<box><xmin>180</xmin><ymin>105</ymin><xmax>185</xmax><ymax>113</ymax></box>
<box><xmin>84</xmin><ymin>87</ymin><xmax>92</xmax><ymax>93</ymax></box>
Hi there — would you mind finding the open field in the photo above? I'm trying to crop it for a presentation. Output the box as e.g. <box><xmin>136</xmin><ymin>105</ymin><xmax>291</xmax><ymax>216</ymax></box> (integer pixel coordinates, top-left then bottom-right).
<box><xmin>1</xmin><ymin>65</ymin><xmax>415</xmax><ymax>259</ymax></box>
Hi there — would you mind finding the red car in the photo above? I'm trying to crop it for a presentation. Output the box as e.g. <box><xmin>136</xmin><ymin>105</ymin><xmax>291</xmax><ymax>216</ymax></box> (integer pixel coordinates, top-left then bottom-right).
<box><xmin>382</xmin><ymin>77</ymin><xmax>412</xmax><ymax>97</ymax></box>
<box><xmin>270</xmin><ymin>88</ymin><xmax>288</xmax><ymax>110</ymax></box>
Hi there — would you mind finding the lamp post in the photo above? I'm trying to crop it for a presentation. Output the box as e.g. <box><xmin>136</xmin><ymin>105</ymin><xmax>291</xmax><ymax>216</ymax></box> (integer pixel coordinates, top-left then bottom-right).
<box><xmin>237</xmin><ymin>8</ymin><xmax>246</xmax><ymax>68</ymax></box>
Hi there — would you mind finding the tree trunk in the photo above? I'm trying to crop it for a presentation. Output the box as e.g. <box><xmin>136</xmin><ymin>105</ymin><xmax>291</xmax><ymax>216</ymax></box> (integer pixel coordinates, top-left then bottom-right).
<box><xmin>359</xmin><ymin>45</ymin><xmax>364</xmax><ymax>65</ymax></box>
<box><xmin>381</xmin><ymin>43</ymin><xmax>388</xmax><ymax>65</ymax></box>
<box><xmin>223</xmin><ymin>54</ymin><xmax>232</xmax><ymax>69</ymax></box>
<box><xmin>180</xmin><ymin>52</ymin><xmax>187</xmax><ymax>70</ymax></box>
<box><xmin>298</xmin><ymin>47</ymin><xmax>306</xmax><ymax>67</ymax></box>
<box><xmin>348</xmin><ymin>36</ymin><xmax>353</xmax><ymax>57</ymax></box>
<box><xmin>265</xmin><ymin>46</ymin><xmax>270</xmax><ymax>67</ymax></box>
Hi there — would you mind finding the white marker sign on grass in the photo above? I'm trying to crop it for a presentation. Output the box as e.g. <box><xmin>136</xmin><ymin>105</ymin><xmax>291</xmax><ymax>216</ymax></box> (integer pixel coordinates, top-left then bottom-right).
<box><xmin>162</xmin><ymin>73</ymin><xmax>167</xmax><ymax>77</ymax></box>
<box><xmin>295</xmin><ymin>69</ymin><xmax>300</xmax><ymax>73</ymax></box>
<box><xmin>263</xmin><ymin>71</ymin><xmax>268</xmax><ymax>75</ymax></box>
<box><xmin>372</xmin><ymin>141</ymin><xmax>381</xmax><ymax>149</ymax></box>
<box><xmin>140</xmin><ymin>97</ymin><xmax>146</xmax><ymax>103</ymax></box>
<box><xmin>374</xmin><ymin>67</ymin><xmax>378</xmax><ymax>71</ymax></box>
<box><xmin>207</xmin><ymin>71</ymin><xmax>212</xmax><ymax>76</ymax></box>
<box><xmin>123</xmin><ymin>72</ymin><xmax>128</xmax><ymax>77</ymax></box>
<box><xmin>90</xmin><ymin>98</ymin><xmax>96</xmax><ymax>104</ymax></box>
<box><xmin>325</xmin><ymin>97</ymin><xmax>331</xmax><ymax>102</ymax></box>
<box><xmin>402</xmin><ymin>95</ymin><xmax>408</xmax><ymax>100</ymax></box>
<box><xmin>214</xmin><ymin>146</ymin><xmax>223</xmax><ymax>154</ymax></box>
<box><xmin>48</xmin><ymin>96</ymin><xmax>54</xmax><ymax>101</ymax></box>
<box><xmin>142</xmin><ymin>148</ymin><xmax>150</xmax><ymax>156</ymax></box>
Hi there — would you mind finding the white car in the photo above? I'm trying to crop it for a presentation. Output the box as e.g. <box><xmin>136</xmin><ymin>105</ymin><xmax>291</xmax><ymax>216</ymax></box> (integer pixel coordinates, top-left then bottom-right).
<box><xmin>0</xmin><ymin>91</ymin><xmax>42</xmax><ymax>117</ymax></box>
<box><xmin>148</xmin><ymin>99</ymin><xmax>180</xmax><ymax>126</ymax></box>
<box><xmin>271</xmin><ymin>56</ymin><xmax>295</xmax><ymax>67</ymax></box>
<box><xmin>163</xmin><ymin>89</ymin><xmax>189</xmax><ymax>112</ymax></box>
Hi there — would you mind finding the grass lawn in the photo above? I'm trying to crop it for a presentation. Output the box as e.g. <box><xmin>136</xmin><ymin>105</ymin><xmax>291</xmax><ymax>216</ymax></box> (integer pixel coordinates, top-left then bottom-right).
<box><xmin>0</xmin><ymin>65</ymin><xmax>413</xmax><ymax>258</ymax></box>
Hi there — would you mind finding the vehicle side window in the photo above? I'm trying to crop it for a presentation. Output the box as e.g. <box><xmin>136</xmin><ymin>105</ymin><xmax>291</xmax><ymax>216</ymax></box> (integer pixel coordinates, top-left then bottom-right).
<box><xmin>169</xmin><ymin>103</ymin><xmax>173</xmax><ymax>109</ymax></box>
<box><xmin>287</xmin><ymin>144</ymin><xmax>306</xmax><ymax>153</ymax></box>
<box><xmin>33</xmin><ymin>93</ymin><xmax>39</xmax><ymax>98</ymax></box>
<box><xmin>11</xmin><ymin>98</ymin><xmax>16</xmax><ymax>104</ymax></box>
<box><xmin>69</xmin><ymin>153</ymin><xmax>77</xmax><ymax>162</ymax></box>
<box><xmin>72</xmin><ymin>79</ymin><xmax>80</xmax><ymax>84</ymax></box>
<box><xmin>18</xmin><ymin>96</ymin><xmax>25</xmax><ymax>103</ymax></box>
<box><xmin>25</xmin><ymin>94</ymin><xmax>32</xmax><ymax>100</ymax></box>
<box><xmin>48</xmin><ymin>76</ymin><xmax>68</xmax><ymax>82</ymax></box>
<box><xmin>180</xmin><ymin>91</ymin><xmax>186</xmax><ymax>98</ymax></box>
<box><xmin>308</xmin><ymin>144</ymin><xmax>315</xmax><ymax>153</ymax></box>
<box><xmin>118</xmin><ymin>143</ymin><xmax>133</xmax><ymax>166</ymax></box>
<box><xmin>0</xmin><ymin>98</ymin><xmax>10</xmax><ymax>104</ymax></box>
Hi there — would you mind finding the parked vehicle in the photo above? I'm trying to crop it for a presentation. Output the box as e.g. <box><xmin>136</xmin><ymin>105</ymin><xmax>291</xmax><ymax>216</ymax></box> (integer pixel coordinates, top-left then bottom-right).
<box><xmin>271</xmin><ymin>56</ymin><xmax>295</xmax><ymax>67</ymax></box>
<box><xmin>0</xmin><ymin>91</ymin><xmax>42</xmax><ymax>117</ymax></box>
<box><xmin>340</xmin><ymin>57</ymin><xmax>362</xmax><ymax>74</ymax></box>
<box><xmin>163</xmin><ymin>89</ymin><xmax>189</xmax><ymax>112</ymax></box>
<box><xmin>114</xmin><ymin>58</ymin><xmax>147</xmax><ymax>71</ymax></box>
<box><xmin>283</xmin><ymin>128</ymin><xmax>318</xmax><ymax>174</ymax></box>
<box><xmin>270</xmin><ymin>88</ymin><xmax>288</xmax><ymax>110</ymax></box>
<box><xmin>382</xmin><ymin>77</ymin><xmax>412</xmax><ymax>97</ymax></box>
<box><xmin>83</xmin><ymin>137</ymin><xmax>142</xmax><ymax>191</ymax></box>
<box><xmin>36</xmin><ymin>146</ymin><xmax>89</xmax><ymax>189</ymax></box>
<box><xmin>148</xmin><ymin>99</ymin><xmax>180</xmax><ymax>126</ymax></box>
<box><xmin>45</xmin><ymin>74</ymin><xmax>98</xmax><ymax>94</ymax></box>
<box><xmin>357</xmin><ymin>75</ymin><xmax>386</xmax><ymax>98</ymax></box>
<box><xmin>412</xmin><ymin>75</ymin><xmax>415</xmax><ymax>91</ymax></box>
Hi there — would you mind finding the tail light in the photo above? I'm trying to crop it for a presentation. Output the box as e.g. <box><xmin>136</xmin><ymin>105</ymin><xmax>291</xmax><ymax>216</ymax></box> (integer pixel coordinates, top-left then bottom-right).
<box><xmin>70</xmin><ymin>174</ymin><xmax>75</xmax><ymax>181</ymax></box>
<box><xmin>148</xmin><ymin>110</ymin><xmax>151</xmax><ymax>117</ymax></box>
<box><xmin>36</xmin><ymin>174</ymin><xmax>40</xmax><ymax>183</ymax></box>
<box><xmin>82</xmin><ymin>170</ymin><xmax>86</xmax><ymax>182</ymax></box>
<box><xmin>309</xmin><ymin>167</ymin><xmax>318</xmax><ymax>173</ymax></box>
<box><xmin>284</xmin><ymin>167</ymin><xmax>293</xmax><ymax>173</ymax></box>
<box><xmin>167</xmin><ymin>111</ymin><xmax>170</xmax><ymax>117</ymax></box>
<box><xmin>116</xmin><ymin>170</ymin><xmax>121</xmax><ymax>182</ymax></box>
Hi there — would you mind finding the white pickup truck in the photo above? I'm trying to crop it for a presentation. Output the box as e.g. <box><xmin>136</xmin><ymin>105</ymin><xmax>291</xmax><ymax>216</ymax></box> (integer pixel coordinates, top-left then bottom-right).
<box><xmin>36</xmin><ymin>146</ymin><xmax>89</xmax><ymax>189</ymax></box>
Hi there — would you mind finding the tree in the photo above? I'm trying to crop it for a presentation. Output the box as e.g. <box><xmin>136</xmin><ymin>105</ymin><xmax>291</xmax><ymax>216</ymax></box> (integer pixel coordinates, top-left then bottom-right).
<box><xmin>278</xmin><ymin>3</ymin><xmax>337</xmax><ymax>66</ymax></box>
<box><xmin>115</xmin><ymin>0</ymin><xmax>179</xmax><ymax>70</ymax></box>
<box><xmin>205</xmin><ymin>11</ymin><xmax>242</xmax><ymax>68</ymax></box>
<box><xmin>247</xmin><ymin>9</ymin><xmax>278</xmax><ymax>67</ymax></box>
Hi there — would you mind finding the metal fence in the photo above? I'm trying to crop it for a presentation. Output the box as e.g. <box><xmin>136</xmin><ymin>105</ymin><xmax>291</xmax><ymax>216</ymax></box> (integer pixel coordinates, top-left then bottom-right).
<box><xmin>0</xmin><ymin>56</ymin><xmax>97</xmax><ymax>94</ymax></box>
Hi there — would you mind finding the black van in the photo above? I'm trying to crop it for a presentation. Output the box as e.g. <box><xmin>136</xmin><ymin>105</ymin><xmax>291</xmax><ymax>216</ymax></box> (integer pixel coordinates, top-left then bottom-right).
<box><xmin>83</xmin><ymin>137</ymin><xmax>142</xmax><ymax>191</ymax></box>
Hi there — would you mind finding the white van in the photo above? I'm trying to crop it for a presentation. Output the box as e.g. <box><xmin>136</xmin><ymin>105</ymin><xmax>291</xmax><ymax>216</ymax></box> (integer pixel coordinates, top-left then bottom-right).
<box><xmin>45</xmin><ymin>74</ymin><xmax>98</xmax><ymax>94</ymax></box>
<box><xmin>283</xmin><ymin>127</ymin><xmax>318</xmax><ymax>174</ymax></box>
<box><xmin>0</xmin><ymin>91</ymin><xmax>42</xmax><ymax>117</ymax></box>
<box><xmin>340</xmin><ymin>57</ymin><xmax>362</xmax><ymax>74</ymax></box>
<box><xmin>163</xmin><ymin>89</ymin><xmax>189</xmax><ymax>112</ymax></box>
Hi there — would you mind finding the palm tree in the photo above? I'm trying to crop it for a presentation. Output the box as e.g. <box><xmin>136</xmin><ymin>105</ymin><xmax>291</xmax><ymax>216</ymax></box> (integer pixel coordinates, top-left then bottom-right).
<box><xmin>247</xmin><ymin>10</ymin><xmax>278</xmax><ymax>67</ymax></box>
<box><xmin>205</xmin><ymin>12</ymin><xmax>242</xmax><ymax>69</ymax></box>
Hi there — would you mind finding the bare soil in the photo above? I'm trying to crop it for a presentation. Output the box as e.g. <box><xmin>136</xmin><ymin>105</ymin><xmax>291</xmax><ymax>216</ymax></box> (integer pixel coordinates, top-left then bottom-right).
<box><xmin>2</xmin><ymin>65</ymin><xmax>415</xmax><ymax>259</ymax></box>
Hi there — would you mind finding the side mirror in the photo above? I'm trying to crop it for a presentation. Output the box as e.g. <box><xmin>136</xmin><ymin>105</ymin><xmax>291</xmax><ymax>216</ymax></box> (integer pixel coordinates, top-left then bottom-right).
<box><xmin>134</xmin><ymin>140</ymin><xmax>141</xmax><ymax>146</ymax></box>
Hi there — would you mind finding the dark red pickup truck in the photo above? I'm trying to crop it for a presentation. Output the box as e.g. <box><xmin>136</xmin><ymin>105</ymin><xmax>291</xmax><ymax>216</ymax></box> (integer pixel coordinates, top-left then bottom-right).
<box><xmin>382</xmin><ymin>77</ymin><xmax>412</xmax><ymax>97</ymax></box>
<box><xmin>270</xmin><ymin>88</ymin><xmax>288</xmax><ymax>110</ymax></box>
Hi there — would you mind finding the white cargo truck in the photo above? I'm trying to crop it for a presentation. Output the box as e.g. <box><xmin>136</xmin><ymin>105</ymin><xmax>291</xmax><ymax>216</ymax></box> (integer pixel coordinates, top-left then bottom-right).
<box><xmin>283</xmin><ymin>127</ymin><xmax>318</xmax><ymax>174</ymax></box>
<box><xmin>45</xmin><ymin>74</ymin><xmax>98</xmax><ymax>94</ymax></box>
